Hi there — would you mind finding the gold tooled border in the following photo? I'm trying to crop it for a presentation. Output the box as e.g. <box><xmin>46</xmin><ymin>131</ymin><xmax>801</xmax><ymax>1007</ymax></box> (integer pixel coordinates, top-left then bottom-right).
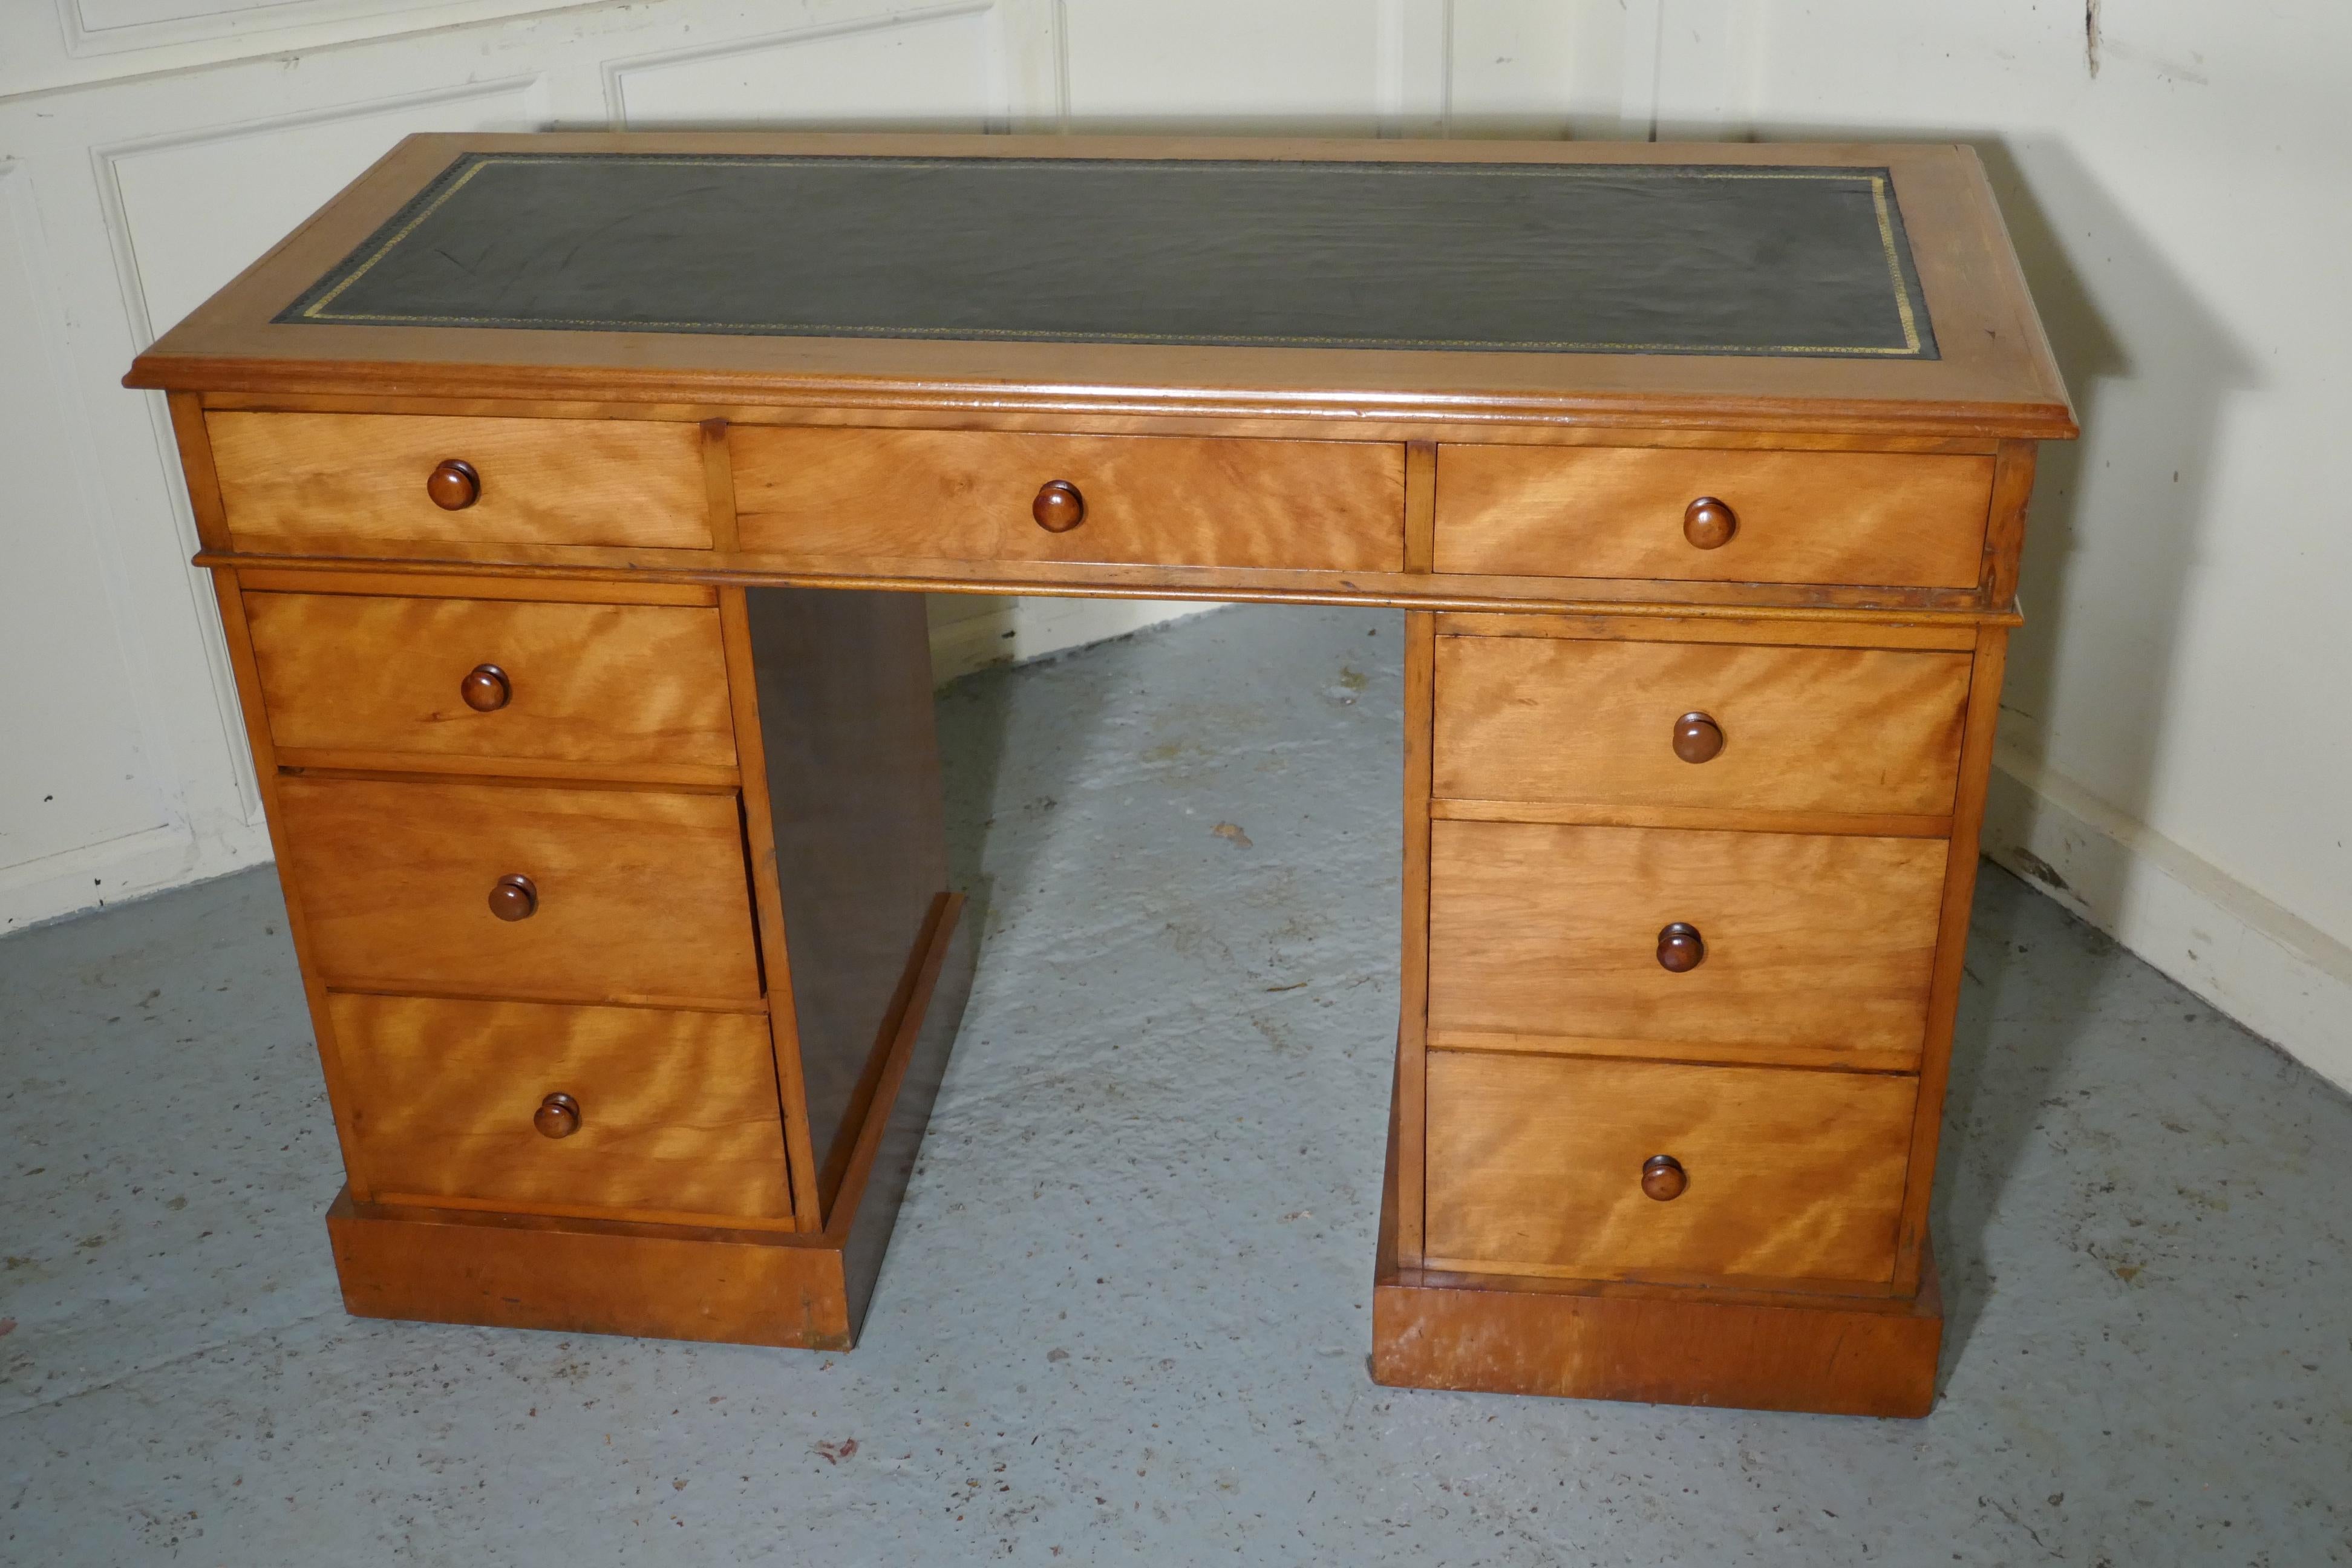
<box><xmin>295</xmin><ymin>155</ymin><xmax>1930</xmax><ymax>357</ymax></box>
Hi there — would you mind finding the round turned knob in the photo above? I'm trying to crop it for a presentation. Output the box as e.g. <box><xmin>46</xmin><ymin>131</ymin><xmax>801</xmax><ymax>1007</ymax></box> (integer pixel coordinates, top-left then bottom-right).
<box><xmin>426</xmin><ymin>459</ymin><xmax>480</xmax><ymax>511</ymax></box>
<box><xmin>488</xmin><ymin>873</ymin><xmax>538</xmax><ymax>923</ymax></box>
<box><xmin>1031</xmin><ymin>479</ymin><xmax>1085</xmax><ymax>533</ymax></box>
<box><xmin>1656</xmin><ymin>921</ymin><xmax>1705</xmax><ymax>973</ymax></box>
<box><xmin>1671</xmin><ymin>711</ymin><xmax>1723</xmax><ymax>765</ymax></box>
<box><xmin>1682</xmin><ymin>495</ymin><xmax>1736</xmax><ymax>550</ymax></box>
<box><xmin>1641</xmin><ymin>1154</ymin><xmax>1687</xmax><ymax>1201</ymax></box>
<box><xmin>460</xmin><ymin>663</ymin><xmax>511</xmax><ymax>713</ymax></box>
<box><xmin>534</xmin><ymin>1092</ymin><xmax>581</xmax><ymax>1140</ymax></box>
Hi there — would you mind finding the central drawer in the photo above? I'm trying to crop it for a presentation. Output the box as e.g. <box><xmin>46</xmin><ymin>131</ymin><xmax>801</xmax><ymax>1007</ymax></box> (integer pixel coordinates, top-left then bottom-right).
<box><xmin>333</xmin><ymin>993</ymin><xmax>792</xmax><ymax>1224</ymax></box>
<box><xmin>1427</xmin><ymin>819</ymin><xmax>1947</xmax><ymax>1070</ymax></box>
<box><xmin>276</xmin><ymin>777</ymin><xmax>763</xmax><ymax>1007</ymax></box>
<box><xmin>1425</xmin><ymin>1051</ymin><xmax>1917</xmax><ymax>1284</ymax></box>
<box><xmin>731</xmin><ymin>426</ymin><xmax>1405</xmax><ymax>570</ymax></box>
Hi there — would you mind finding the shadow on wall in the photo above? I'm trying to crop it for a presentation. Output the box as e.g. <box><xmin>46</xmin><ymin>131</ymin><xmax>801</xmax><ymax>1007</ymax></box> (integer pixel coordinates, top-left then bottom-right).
<box><xmin>1748</xmin><ymin>118</ymin><xmax>2253</xmax><ymax>1379</ymax></box>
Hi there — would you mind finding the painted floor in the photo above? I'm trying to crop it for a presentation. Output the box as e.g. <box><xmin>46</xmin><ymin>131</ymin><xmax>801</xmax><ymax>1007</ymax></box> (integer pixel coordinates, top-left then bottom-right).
<box><xmin>2</xmin><ymin>604</ymin><xmax>2347</xmax><ymax>1566</ymax></box>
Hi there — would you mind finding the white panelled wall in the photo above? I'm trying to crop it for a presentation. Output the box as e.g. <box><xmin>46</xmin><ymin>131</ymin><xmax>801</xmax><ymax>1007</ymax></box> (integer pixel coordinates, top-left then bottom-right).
<box><xmin>2</xmin><ymin>1</ymin><xmax>2345</xmax><ymax>1089</ymax></box>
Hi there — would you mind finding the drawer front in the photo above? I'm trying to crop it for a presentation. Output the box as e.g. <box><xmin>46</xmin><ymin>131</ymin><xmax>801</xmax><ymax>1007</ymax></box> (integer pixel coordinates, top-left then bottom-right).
<box><xmin>209</xmin><ymin>413</ymin><xmax>709</xmax><ymax>550</ymax></box>
<box><xmin>1425</xmin><ymin>1051</ymin><xmax>1916</xmax><ymax>1283</ymax></box>
<box><xmin>246</xmin><ymin>592</ymin><xmax>737</xmax><ymax>773</ymax></box>
<box><xmin>732</xmin><ymin>426</ymin><xmax>1405</xmax><ymax>571</ymax></box>
<box><xmin>333</xmin><ymin>993</ymin><xmax>790</xmax><ymax>1223</ymax></box>
<box><xmin>1432</xmin><ymin>633</ymin><xmax>1971</xmax><ymax>816</ymax></box>
<box><xmin>277</xmin><ymin>777</ymin><xmax>762</xmax><ymax>1007</ymax></box>
<box><xmin>1433</xmin><ymin>445</ymin><xmax>1994</xmax><ymax>588</ymax></box>
<box><xmin>1428</xmin><ymin>820</ymin><xmax>1947</xmax><ymax>1068</ymax></box>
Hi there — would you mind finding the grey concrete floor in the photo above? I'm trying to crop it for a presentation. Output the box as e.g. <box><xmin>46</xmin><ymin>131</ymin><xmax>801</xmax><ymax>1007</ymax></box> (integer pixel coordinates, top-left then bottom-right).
<box><xmin>2</xmin><ymin>604</ymin><xmax>2348</xmax><ymax>1566</ymax></box>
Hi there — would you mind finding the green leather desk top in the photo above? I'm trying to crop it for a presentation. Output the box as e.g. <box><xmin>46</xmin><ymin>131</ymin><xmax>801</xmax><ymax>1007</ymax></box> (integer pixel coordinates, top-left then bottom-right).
<box><xmin>278</xmin><ymin>151</ymin><xmax>1938</xmax><ymax>360</ymax></box>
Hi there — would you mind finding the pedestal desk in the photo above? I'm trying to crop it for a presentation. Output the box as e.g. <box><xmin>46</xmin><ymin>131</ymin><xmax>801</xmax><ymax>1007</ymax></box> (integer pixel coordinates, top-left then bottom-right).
<box><xmin>126</xmin><ymin>133</ymin><xmax>2075</xmax><ymax>1418</ymax></box>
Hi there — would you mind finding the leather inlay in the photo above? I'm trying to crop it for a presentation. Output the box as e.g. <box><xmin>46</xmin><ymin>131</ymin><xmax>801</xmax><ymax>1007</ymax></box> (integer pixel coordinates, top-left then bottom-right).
<box><xmin>280</xmin><ymin>152</ymin><xmax>1939</xmax><ymax>359</ymax></box>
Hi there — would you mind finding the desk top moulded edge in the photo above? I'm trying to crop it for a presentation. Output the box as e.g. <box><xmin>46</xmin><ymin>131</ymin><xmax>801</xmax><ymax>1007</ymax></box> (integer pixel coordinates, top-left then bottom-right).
<box><xmin>123</xmin><ymin>132</ymin><xmax>2076</xmax><ymax>443</ymax></box>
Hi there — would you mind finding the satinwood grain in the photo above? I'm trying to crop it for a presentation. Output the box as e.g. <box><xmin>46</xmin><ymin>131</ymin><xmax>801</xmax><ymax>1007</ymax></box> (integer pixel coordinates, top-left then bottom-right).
<box><xmin>322</xmin><ymin>891</ymin><xmax>970</xmax><ymax>1350</ymax></box>
<box><xmin>1427</xmin><ymin>820</ymin><xmax>1947</xmax><ymax>1069</ymax></box>
<box><xmin>332</xmin><ymin>993</ymin><xmax>791</xmax><ymax>1224</ymax></box>
<box><xmin>1425</xmin><ymin>1051</ymin><xmax>1917</xmax><ymax>1282</ymax></box>
<box><xmin>1434</xmin><ymin>445</ymin><xmax>1993</xmax><ymax>588</ymax></box>
<box><xmin>245</xmin><ymin>592</ymin><xmax>736</xmax><ymax>774</ymax></box>
<box><xmin>1374</xmin><ymin>1086</ymin><xmax>1943</xmax><ymax>1416</ymax></box>
<box><xmin>1432</xmin><ymin>633</ymin><xmax>1971</xmax><ymax>816</ymax></box>
<box><xmin>209</xmin><ymin>411</ymin><xmax>708</xmax><ymax>550</ymax></box>
<box><xmin>732</xmin><ymin>426</ymin><xmax>1403</xmax><ymax>571</ymax></box>
<box><xmin>1893</xmin><ymin>624</ymin><xmax>2011</xmax><ymax>1291</ymax></box>
<box><xmin>275</xmin><ymin>776</ymin><xmax>762</xmax><ymax>1007</ymax></box>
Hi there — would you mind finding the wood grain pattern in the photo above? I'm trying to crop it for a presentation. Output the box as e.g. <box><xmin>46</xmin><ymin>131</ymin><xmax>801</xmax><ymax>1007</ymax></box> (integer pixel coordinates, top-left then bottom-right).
<box><xmin>245</xmin><ymin>592</ymin><xmax>736</xmax><ymax>774</ymax></box>
<box><xmin>1983</xmin><ymin>439</ymin><xmax>2039</xmax><ymax>606</ymax></box>
<box><xmin>1425</xmin><ymin>1051</ymin><xmax>1916</xmax><ymax>1283</ymax></box>
<box><xmin>1434</xmin><ymin>445</ymin><xmax>1994</xmax><ymax>588</ymax></box>
<box><xmin>194</xmin><ymin>541</ymin><xmax>2027</xmax><ymax>621</ymax></box>
<box><xmin>1428</xmin><ymin>820</ymin><xmax>1947</xmax><ymax>1069</ymax></box>
<box><xmin>1396</xmin><ymin>610</ymin><xmax>1437</xmax><ymax>1266</ymax></box>
<box><xmin>1892</xmin><ymin>625</ymin><xmax>2006</xmax><ymax>1291</ymax></box>
<box><xmin>1433</xmin><ymin>611</ymin><xmax>1978</xmax><ymax>651</ymax></box>
<box><xmin>168</xmin><ymin>392</ymin><xmax>232</xmax><ymax>552</ymax></box>
<box><xmin>733</xmin><ymin>426</ymin><xmax>1403</xmax><ymax>571</ymax></box>
<box><xmin>716</xmin><ymin>587</ymin><xmax>819</xmax><ymax>1230</ymax></box>
<box><xmin>209</xmin><ymin>411</ymin><xmax>708</xmax><ymax>550</ymax></box>
<box><xmin>322</xmin><ymin>889</ymin><xmax>971</xmax><ymax>1350</ymax></box>
<box><xmin>1427</xmin><ymin>799</ymin><xmax>1951</xmax><ymax>840</ymax></box>
<box><xmin>331</xmin><ymin>993</ymin><xmax>791</xmax><ymax>1224</ymax></box>
<box><xmin>232</xmin><ymin>567</ymin><xmax>716</xmax><ymax>607</ymax></box>
<box><xmin>275</xmin><ymin>776</ymin><xmax>762</xmax><ymax>1007</ymax></box>
<box><xmin>328</xmin><ymin>1190</ymin><xmax>858</xmax><ymax>1348</ymax></box>
<box><xmin>1432</xmin><ymin>633</ymin><xmax>1970</xmax><ymax>815</ymax></box>
<box><xmin>1374</xmin><ymin>1059</ymin><xmax>1941</xmax><ymax>1414</ymax></box>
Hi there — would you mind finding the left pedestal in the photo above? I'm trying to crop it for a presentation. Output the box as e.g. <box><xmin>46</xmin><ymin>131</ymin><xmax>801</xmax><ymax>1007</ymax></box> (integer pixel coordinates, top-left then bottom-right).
<box><xmin>204</xmin><ymin>535</ymin><xmax>966</xmax><ymax>1349</ymax></box>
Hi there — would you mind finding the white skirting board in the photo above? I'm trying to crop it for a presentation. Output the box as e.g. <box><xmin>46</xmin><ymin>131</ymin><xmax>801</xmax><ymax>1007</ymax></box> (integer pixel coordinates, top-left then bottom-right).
<box><xmin>924</xmin><ymin>593</ymin><xmax>1220</xmax><ymax>682</ymax></box>
<box><xmin>0</xmin><ymin>817</ymin><xmax>272</xmax><ymax>935</ymax></box>
<box><xmin>1982</xmin><ymin>745</ymin><xmax>2352</xmax><ymax>1096</ymax></box>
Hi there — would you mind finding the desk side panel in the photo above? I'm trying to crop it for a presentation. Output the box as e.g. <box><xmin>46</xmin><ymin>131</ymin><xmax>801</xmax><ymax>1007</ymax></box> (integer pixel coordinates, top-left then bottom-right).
<box><xmin>742</xmin><ymin>585</ymin><xmax>950</xmax><ymax>1220</ymax></box>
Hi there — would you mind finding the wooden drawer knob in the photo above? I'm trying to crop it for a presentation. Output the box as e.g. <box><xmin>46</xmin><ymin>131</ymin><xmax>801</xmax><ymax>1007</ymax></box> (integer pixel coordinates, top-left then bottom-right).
<box><xmin>1641</xmin><ymin>1154</ymin><xmax>1687</xmax><ymax>1201</ymax></box>
<box><xmin>460</xmin><ymin>663</ymin><xmax>511</xmax><ymax>713</ymax></box>
<box><xmin>534</xmin><ymin>1091</ymin><xmax>581</xmax><ymax>1139</ymax></box>
<box><xmin>488</xmin><ymin>873</ymin><xmax>538</xmax><ymax>923</ymax></box>
<box><xmin>1682</xmin><ymin>495</ymin><xmax>1736</xmax><ymax>549</ymax></box>
<box><xmin>426</xmin><ymin>458</ymin><xmax>480</xmax><ymax>511</ymax></box>
<box><xmin>1656</xmin><ymin>922</ymin><xmax>1705</xmax><ymax>972</ymax></box>
<box><xmin>1032</xmin><ymin>479</ymin><xmax>1085</xmax><ymax>533</ymax></box>
<box><xmin>1672</xmin><ymin>711</ymin><xmax>1723</xmax><ymax>764</ymax></box>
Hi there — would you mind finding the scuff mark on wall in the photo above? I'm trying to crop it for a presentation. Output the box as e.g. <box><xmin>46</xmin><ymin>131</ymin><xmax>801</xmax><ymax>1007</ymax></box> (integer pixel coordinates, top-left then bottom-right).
<box><xmin>2086</xmin><ymin>0</ymin><xmax>2103</xmax><ymax>77</ymax></box>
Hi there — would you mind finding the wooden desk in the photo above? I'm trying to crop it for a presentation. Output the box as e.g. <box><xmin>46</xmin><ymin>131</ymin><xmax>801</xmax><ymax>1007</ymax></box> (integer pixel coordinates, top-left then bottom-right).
<box><xmin>128</xmin><ymin>132</ymin><xmax>2074</xmax><ymax>1418</ymax></box>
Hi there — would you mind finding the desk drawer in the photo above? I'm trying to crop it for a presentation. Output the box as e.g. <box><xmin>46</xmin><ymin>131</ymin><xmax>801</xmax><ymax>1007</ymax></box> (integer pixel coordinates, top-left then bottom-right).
<box><xmin>277</xmin><ymin>777</ymin><xmax>762</xmax><ymax>1007</ymax></box>
<box><xmin>1427</xmin><ymin>820</ymin><xmax>1946</xmax><ymax>1070</ymax></box>
<box><xmin>1425</xmin><ymin>1051</ymin><xmax>1916</xmax><ymax>1283</ymax></box>
<box><xmin>209</xmin><ymin>413</ymin><xmax>710</xmax><ymax>551</ymax></box>
<box><xmin>1432</xmin><ymin>445</ymin><xmax>1993</xmax><ymax>588</ymax></box>
<box><xmin>731</xmin><ymin>426</ymin><xmax>1404</xmax><ymax>571</ymax></box>
<box><xmin>332</xmin><ymin>993</ymin><xmax>791</xmax><ymax>1224</ymax></box>
<box><xmin>246</xmin><ymin>590</ymin><xmax>737</xmax><ymax>774</ymax></box>
<box><xmin>1432</xmin><ymin>633</ymin><xmax>1971</xmax><ymax>817</ymax></box>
